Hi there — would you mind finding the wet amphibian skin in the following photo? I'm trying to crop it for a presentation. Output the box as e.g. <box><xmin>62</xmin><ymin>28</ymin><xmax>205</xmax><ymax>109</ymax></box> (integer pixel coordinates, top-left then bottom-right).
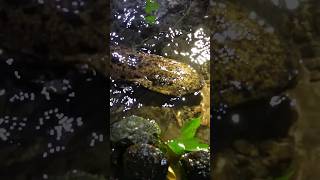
<box><xmin>210</xmin><ymin>2</ymin><xmax>298</xmax><ymax>107</ymax></box>
<box><xmin>111</xmin><ymin>46</ymin><xmax>203</xmax><ymax>97</ymax></box>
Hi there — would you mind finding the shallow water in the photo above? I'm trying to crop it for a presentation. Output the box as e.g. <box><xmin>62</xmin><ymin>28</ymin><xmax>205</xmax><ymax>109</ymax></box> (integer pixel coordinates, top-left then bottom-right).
<box><xmin>110</xmin><ymin>0</ymin><xmax>211</xmax><ymax>179</ymax></box>
<box><xmin>0</xmin><ymin>0</ymin><xmax>318</xmax><ymax>179</ymax></box>
<box><xmin>110</xmin><ymin>0</ymin><xmax>210</xmax><ymax>142</ymax></box>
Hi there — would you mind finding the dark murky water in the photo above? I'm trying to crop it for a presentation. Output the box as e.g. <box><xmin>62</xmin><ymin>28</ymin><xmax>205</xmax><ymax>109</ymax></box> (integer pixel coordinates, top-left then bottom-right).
<box><xmin>110</xmin><ymin>0</ymin><xmax>210</xmax><ymax>179</ymax></box>
<box><xmin>0</xmin><ymin>1</ymin><xmax>108</xmax><ymax>179</ymax></box>
<box><xmin>110</xmin><ymin>0</ymin><xmax>211</xmax><ymax>141</ymax></box>
<box><xmin>0</xmin><ymin>0</ymin><xmax>319</xmax><ymax>179</ymax></box>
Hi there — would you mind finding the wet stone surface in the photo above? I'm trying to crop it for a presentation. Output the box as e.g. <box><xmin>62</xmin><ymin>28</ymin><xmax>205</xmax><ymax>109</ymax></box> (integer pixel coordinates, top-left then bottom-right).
<box><xmin>180</xmin><ymin>150</ymin><xmax>210</xmax><ymax>180</ymax></box>
<box><xmin>110</xmin><ymin>115</ymin><xmax>161</xmax><ymax>146</ymax></box>
<box><xmin>122</xmin><ymin>144</ymin><xmax>169</xmax><ymax>180</ymax></box>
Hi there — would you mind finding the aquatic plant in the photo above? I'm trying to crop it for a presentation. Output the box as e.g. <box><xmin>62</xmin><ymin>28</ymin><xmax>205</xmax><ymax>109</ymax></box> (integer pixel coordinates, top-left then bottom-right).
<box><xmin>144</xmin><ymin>0</ymin><xmax>159</xmax><ymax>24</ymax></box>
<box><xmin>166</xmin><ymin>117</ymin><xmax>209</xmax><ymax>155</ymax></box>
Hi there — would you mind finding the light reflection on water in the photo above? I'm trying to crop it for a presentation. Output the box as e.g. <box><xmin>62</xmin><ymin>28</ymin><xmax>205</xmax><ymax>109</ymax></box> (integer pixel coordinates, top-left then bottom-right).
<box><xmin>110</xmin><ymin>26</ymin><xmax>210</xmax><ymax>65</ymax></box>
<box><xmin>111</xmin><ymin>0</ymin><xmax>210</xmax><ymax>63</ymax></box>
<box><xmin>37</xmin><ymin>0</ymin><xmax>87</xmax><ymax>14</ymax></box>
<box><xmin>109</xmin><ymin>78</ymin><xmax>202</xmax><ymax>113</ymax></box>
<box><xmin>110</xmin><ymin>0</ymin><xmax>209</xmax><ymax>113</ymax></box>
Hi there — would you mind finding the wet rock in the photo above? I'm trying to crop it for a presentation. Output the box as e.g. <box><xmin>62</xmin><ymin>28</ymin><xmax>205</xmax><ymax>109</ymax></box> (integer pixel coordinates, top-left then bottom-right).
<box><xmin>122</xmin><ymin>106</ymin><xmax>180</xmax><ymax>140</ymax></box>
<box><xmin>122</xmin><ymin>144</ymin><xmax>169</xmax><ymax>180</ymax></box>
<box><xmin>110</xmin><ymin>115</ymin><xmax>161</xmax><ymax>146</ymax></box>
<box><xmin>180</xmin><ymin>150</ymin><xmax>210</xmax><ymax>180</ymax></box>
<box><xmin>110</xmin><ymin>115</ymin><xmax>162</xmax><ymax>170</ymax></box>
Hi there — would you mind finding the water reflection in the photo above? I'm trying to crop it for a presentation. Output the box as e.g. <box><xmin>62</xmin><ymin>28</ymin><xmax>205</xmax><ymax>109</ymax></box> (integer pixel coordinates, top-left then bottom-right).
<box><xmin>111</xmin><ymin>0</ymin><xmax>210</xmax><ymax>65</ymax></box>
<box><xmin>37</xmin><ymin>0</ymin><xmax>87</xmax><ymax>14</ymax></box>
<box><xmin>110</xmin><ymin>0</ymin><xmax>209</xmax><ymax>111</ymax></box>
<box><xmin>110</xmin><ymin>1</ymin><xmax>210</xmax><ymax>179</ymax></box>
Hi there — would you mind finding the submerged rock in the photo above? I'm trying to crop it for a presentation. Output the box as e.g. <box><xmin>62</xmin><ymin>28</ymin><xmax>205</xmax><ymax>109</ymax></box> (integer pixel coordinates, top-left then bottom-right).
<box><xmin>122</xmin><ymin>143</ymin><xmax>169</xmax><ymax>180</ymax></box>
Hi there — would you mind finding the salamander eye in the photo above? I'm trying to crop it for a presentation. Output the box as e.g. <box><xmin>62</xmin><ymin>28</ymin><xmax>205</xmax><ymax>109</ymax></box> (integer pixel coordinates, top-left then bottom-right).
<box><xmin>127</xmin><ymin>54</ymin><xmax>141</xmax><ymax>67</ymax></box>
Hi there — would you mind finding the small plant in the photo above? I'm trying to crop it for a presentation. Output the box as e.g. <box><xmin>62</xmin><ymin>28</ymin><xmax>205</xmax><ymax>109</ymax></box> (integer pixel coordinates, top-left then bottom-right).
<box><xmin>166</xmin><ymin>117</ymin><xmax>209</xmax><ymax>155</ymax></box>
<box><xmin>274</xmin><ymin>170</ymin><xmax>294</xmax><ymax>180</ymax></box>
<box><xmin>144</xmin><ymin>0</ymin><xmax>159</xmax><ymax>24</ymax></box>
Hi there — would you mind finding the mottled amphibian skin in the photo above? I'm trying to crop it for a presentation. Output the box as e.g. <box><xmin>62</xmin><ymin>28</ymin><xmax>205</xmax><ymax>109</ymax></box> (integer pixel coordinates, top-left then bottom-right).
<box><xmin>210</xmin><ymin>2</ymin><xmax>298</xmax><ymax>107</ymax></box>
<box><xmin>111</xmin><ymin>46</ymin><xmax>203</xmax><ymax>96</ymax></box>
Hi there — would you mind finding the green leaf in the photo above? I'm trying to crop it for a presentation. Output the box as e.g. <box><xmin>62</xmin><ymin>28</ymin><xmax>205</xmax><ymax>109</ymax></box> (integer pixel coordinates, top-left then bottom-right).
<box><xmin>145</xmin><ymin>15</ymin><xmax>157</xmax><ymax>24</ymax></box>
<box><xmin>180</xmin><ymin>117</ymin><xmax>201</xmax><ymax>139</ymax></box>
<box><xmin>167</xmin><ymin>138</ymin><xmax>209</xmax><ymax>155</ymax></box>
<box><xmin>167</xmin><ymin>139</ymin><xmax>186</xmax><ymax>155</ymax></box>
<box><xmin>180</xmin><ymin>138</ymin><xmax>209</xmax><ymax>151</ymax></box>
<box><xmin>145</xmin><ymin>0</ymin><xmax>159</xmax><ymax>14</ymax></box>
<box><xmin>166</xmin><ymin>117</ymin><xmax>209</xmax><ymax>156</ymax></box>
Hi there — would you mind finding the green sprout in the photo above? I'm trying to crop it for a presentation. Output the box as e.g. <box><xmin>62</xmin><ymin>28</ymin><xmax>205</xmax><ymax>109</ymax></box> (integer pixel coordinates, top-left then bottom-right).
<box><xmin>166</xmin><ymin>117</ymin><xmax>209</xmax><ymax>155</ymax></box>
<box><xmin>145</xmin><ymin>0</ymin><xmax>159</xmax><ymax>24</ymax></box>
